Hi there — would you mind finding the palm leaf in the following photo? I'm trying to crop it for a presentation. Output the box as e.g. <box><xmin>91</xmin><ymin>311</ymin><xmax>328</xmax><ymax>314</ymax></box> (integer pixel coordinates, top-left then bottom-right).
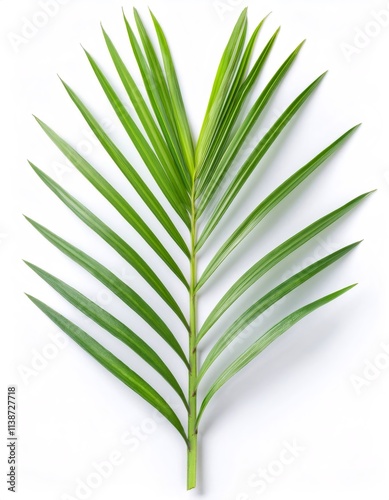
<box><xmin>195</xmin><ymin>8</ymin><xmax>248</xmax><ymax>171</ymax></box>
<box><xmin>34</xmin><ymin>116</ymin><xmax>189</xmax><ymax>286</ymax></box>
<box><xmin>60</xmin><ymin>78</ymin><xmax>191</xmax><ymax>242</ymax></box>
<box><xmin>26</xmin><ymin>9</ymin><xmax>371</xmax><ymax>491</ymax></box>
<box><xmin>196</xmin><ymin>285</ymin><xmax>356</xmax><ymax>424</ymax></box>
<box><xmin>102</xmin><ymin>26</ymin><xmax>189</xmax><ymax>200</ymax></box>
<box><xmin>197</xmin><ymin>39</ymin><xmax>305</xmax><ymax>208</ymax></box>
<box><xmin>84</xmin><ymin>48</ymin><xmax>190</xmax><ymax>223</ymax></box>
<box><xmin>123</xmin><ymin>11</ymin><xmax>191</xmax><ymax>190</ymax></box>
<box><xmin>28</xmin><ymin>162</ymin><xmax>188</xmax><ymax>328</ymax></box>
<box><xmin>197</xmin><ymin>192</ymin><xmax>371</xmax><ymax>339</ymax></box>
<box><xmin>25</xmin><ymin>217</ymin><xmax>189</xmax><ymax>367</ymax></box>
<box><xmin>27</xmin><ymin>294</ymin><xmax>188</xmax><ymax>442</ymax></box>
<box><xmin>196</xmin><ymin>22</ymin><xmax>280</xmax><ymax>194</ymax></box>
<box><xmin>197</xmin><ymin>71</ymin><xmax>326</xmax><ymax>240</ymax></box>
<box><xmin>25</xmin><ymin>261</ymin><xmax>188</xmax><ymax>409</ymax></box>
<box><xmin>197</xmin><ymin>242</ymin><xmax>360</xmax><ymax>382</ymax></box>
<box><xmin>136</xmin><ymin>8</ymin><xmax>195</xmax><ymax>173</ymax></box>
<box><xmin>196</xmin><ymin>127</ymin><xmax>362</xmax><ymax>288</ymax></box>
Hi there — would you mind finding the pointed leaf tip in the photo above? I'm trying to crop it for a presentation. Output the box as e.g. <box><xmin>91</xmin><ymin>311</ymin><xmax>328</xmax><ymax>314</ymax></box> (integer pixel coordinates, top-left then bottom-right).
<box><xmin>57</xmin><ymin>75</ymin><xmax>69</xmax><ymax>89</ymax></box>
<box><xmin>100</xmin><ymin>22</ymin><xmax>108</xmax><ymax>37</ymax></box>
<box><xmin>342</xmin><ymin>123</ymin><xmax>361</xmax><ymax>136</ymax></box>
<box><xmin>359</xmin><ymin>189</ymin><xmax>377</xmax><ymax>199</ymax></box>
<box><xmin>263</xmin><ymin>11</ymin><xmax>272</xmax><ymax>19</ymax></box>
<box><xmin>121</xmin><ymin>8</ymin><xmax>129</xmax><ymax>25</ymax></box>
<box><xmin>80</xmin><ymin>45</ymin><xmax>91</xmax><ymax>59</ymax></box>
<box><xmin>59</xmin><ymin>76</ymin><xmax>68</xmax><ymax>86</ymax></box>
<box><xmin>317</xmin><ymin>70</ymin><xmax>328</xmax><ymax>81</ymax></box>
<box><xmin>148</xmin><ymin>8</ymin><xmax>158</xmax><ymax>25</ymax></box>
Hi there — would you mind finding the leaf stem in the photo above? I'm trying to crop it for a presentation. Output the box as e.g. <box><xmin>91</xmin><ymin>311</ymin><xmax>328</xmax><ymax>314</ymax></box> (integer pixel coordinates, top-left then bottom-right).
<box><xmin>187</xmin><ymin>179</ymin><xmax>198</xmax><ymax>490</ymax></box>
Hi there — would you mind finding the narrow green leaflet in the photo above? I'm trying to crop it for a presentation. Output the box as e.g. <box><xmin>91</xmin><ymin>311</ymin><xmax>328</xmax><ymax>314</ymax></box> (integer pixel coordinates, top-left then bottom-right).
<box><xmin>197</xmin><ymin>125</ymin><xmax>359</xmax><ymax>272</ymax></box>
<box><xmin>197</xmin><ymin>25</ymin><xmax>279</xmax><ymax>196</ymax></box>
<box><xmin>197</xmin><ymin>72</ymin><xmax>326</xmax><ymax>249</ymax></box>
<box><xmin>133</xmin><ymin>7</ymin><xmax>176</xmax><ymax>123</ymax></box>
<box><xmin>137</xmin><ymin>9</ymin><xmax>195</xmax><ymax>173</ymax></box>
<box><xmin>123</xmin><ymin>12</ymin><xmax>191</xmax><ymax>190</ymax></box>
<box><xmin>195</xmin><ymin>8</ymin><xmax>248</xmax><ymax>172</ymax></box>
<box><xmin>238</xmin><ymin>26</ymin><xmax>278</xmax><ymax>101</ymax></box>
<box><xmin>27</xmin><ymin>294</ymin><xmax>188</xmax><ymax>442</ymax></box>
<box><xmin>25</xmin><ymin>217</ymin><xmax>189</xmax><ymax>367</ymax></box>
<box><xmin>25</xmin><ymin>262</ymin><xmax>188</xmax><ymax>409</ymax></box>
<box><xmin>60</xmin><ymin>78</ymin><xmax>192</xmax><ymax>248</ymax></box>
<box><xmin>29</xmin><ymin>162</ymin><xmax>188</xmax><ymax>328</ymax></box>
<box><xmin>196</xmin><ymin>15</ymin><xmax>267</xmax><ymax>182</ymax></box>
<box><xmin>150</xmin><ymin>10</ymin><xmax>195</xmax><ymax>173</ymax></box>
<box><xmin>197</xmin><ymin>285</ymin><xmax>356</xmax><ymax>424</ymax></box>
<box><xmin>102</xmin><ymin>27</ymin><xmax>190</xmax><ymax>199</ymax></box>
<box><xmin>218</xmin><ymin>14</ymin><xmax>268</xmax><ymax>104</ymax></box>
<box><xmin>197</xmin><ymin>242</ymin><xmax>360</xmax><ymax>382</ymax></box>
<box><xmin>34</xmin><ymin>117</ymin><xmax>189</xmax><ymax>287</ymax></box>
<box><xmin>84</xmin><ymin>49</ymin><xmax>190</xmax><ymax>224</ymax></box>
<box><xmin>133</xmin><ymin>8</ymin><xmax>177</xmax><ymax>131</ymax></box>
<box><xmin>197</xmin><ymin>40</ymin><xmax>305</xmax><ymax>210</ymax></box>
<box><xmin>197</xmin><ymin>192</ymin><xmax>372</xmax><ymax>340</ymax></box>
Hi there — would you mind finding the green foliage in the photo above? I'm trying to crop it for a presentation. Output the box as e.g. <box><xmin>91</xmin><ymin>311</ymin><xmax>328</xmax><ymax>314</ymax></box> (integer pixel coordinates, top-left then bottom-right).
<box><xmin>26</xmin><ymin>8</ymin><xmax>369</xmax><ymax>490</ymax></box>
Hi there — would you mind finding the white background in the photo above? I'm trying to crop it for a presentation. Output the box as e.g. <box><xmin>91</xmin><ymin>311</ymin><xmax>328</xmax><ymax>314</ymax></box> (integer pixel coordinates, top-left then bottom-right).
<box><xmin>1</xmin><ymin>0</ymin><xmax>388</xmax><ymax>498</ymax></box>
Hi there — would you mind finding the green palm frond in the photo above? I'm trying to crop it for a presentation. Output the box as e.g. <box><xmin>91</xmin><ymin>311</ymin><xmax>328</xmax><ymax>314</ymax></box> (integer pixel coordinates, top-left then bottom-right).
<box><xmin>26</xmin><ymin>8</ymin><xmax>371</xmax><ymax>490</ymax></box>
